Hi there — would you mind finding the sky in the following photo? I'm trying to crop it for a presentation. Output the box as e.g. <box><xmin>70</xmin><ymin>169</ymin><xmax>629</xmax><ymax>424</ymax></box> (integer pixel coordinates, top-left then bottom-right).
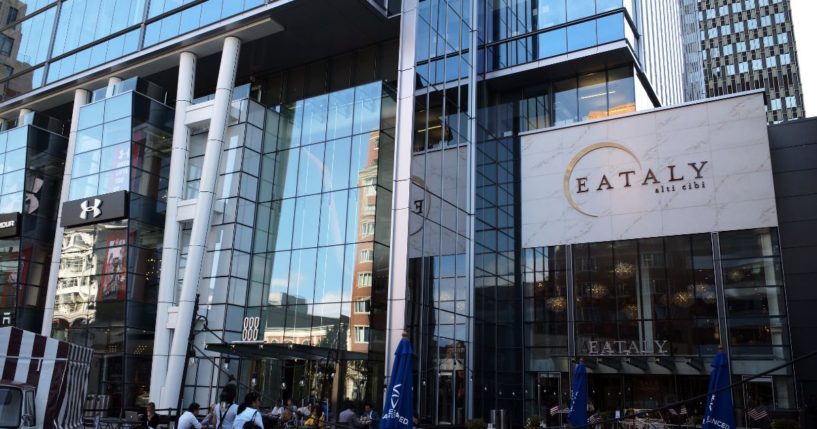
<box><xmin>791</xmin><ymin>0</ymin><xmax>816</xmax><ymax>117</ymax></box>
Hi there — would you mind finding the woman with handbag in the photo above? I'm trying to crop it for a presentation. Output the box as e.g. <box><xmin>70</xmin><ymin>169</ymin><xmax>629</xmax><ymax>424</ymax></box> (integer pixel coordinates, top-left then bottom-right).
<box><xmin>233</xmin><ymin>392</ymin><xmax>265</xmax><ymax>429</ymax></box>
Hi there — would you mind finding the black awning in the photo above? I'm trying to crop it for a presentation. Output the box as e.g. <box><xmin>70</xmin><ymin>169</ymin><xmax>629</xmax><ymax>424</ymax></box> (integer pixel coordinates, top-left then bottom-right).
<box><xmin>204</xmin><ymin>342</ymin><xmax>369</xmax><ymax>362</ymax></box>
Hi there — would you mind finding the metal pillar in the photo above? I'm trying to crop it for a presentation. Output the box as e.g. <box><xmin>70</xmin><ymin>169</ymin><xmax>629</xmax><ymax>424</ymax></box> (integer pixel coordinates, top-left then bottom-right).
<box><xmin>41</xmin><ymin>89</ymin><xmax>91</xmax><ymax>336</ymax></box>
<box><xmin>150</xmin><ymin>51</ymin><xmax>197</xmax><ymax>404</ymax></box>
<box><xmin>160</xmin><ymin>36</ymin><xmax>241</xmax><ymax>410</ymax></box>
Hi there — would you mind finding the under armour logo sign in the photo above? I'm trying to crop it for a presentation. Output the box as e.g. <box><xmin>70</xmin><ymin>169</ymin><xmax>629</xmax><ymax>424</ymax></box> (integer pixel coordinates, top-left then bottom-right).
<box><xmin>79</xmin><ymin>199</ymin><xmax>103</xmax><ymax>220</ymax></box>
<box><xmin>390</xmin><ymin>384</ymin><xmax>401</xmax><ymax>409</ymax></box>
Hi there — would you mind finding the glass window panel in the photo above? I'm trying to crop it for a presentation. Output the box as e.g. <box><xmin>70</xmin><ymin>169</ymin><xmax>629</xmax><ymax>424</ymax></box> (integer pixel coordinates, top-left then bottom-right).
<box><xmin>73</xmin><ymin>149</ymin><xmax>102</xmax><ymax>176</ymax></box>
<box><xmin>273</xmin><ymin>149</ymin><xmax>299</xmax><ymax>200</ymax></box>
<box><xmin>98</xmin><ymin>168</ymin><xmax>129</xmax><ymax>194</ymax></box>
<box><xmin>719</xmin><ymin>228</ymin><xmax>780</xmax><ymax>259</ymax></box>
<box><xmin>4</xmin><ymin>148</ymin><xmax>25</xmax><ymax>172</ymax></box>
<box><xmin>349</xmin><ymin>133</ymin><xmax>379</xmax><ymax>188</ymax></box>
<box><xmin>1</xmin><ymin>170</ymin><xmax>24</xmax><ymax>194</ymax></box>
<box><xmin>318</xmin><ymin>190</ymin><xmax>349</xmax><ymax>247</ymax></box>
<box><xmin>607</xmin><ymin>66</ymin><xmax>635</xmax><ymax>116</ymax></box>
<box><xmin>297</xmin><ymin>143</ymin><xmax>325</xmax><ymax>196</ymax></box>
<box><xmin>278</xmin><ymin>101</ymin><xmax>303</xmax><ymax>150</ymax></box>
<box><xmin>596</xmin><ymin>0</ymin><xmax>622</xmax><ymax>12</ymax></box>
<box><xmin>266</xmin><ymin>251</ymin><xmax>291</xmax><ymax>303</ymax></box>
<box><xmin>322</xmin><ymin>137</ymin><xmax>351</xmax><ymax>192</ymax></box>
<box><xmin>537</xmin><ymin>28</ymin><xmax>567</xmax><ymax>59</ymax></box>
<box><xmin>346</xmin><ymin>188</ymin><xmax>360</xmax><ymax>243</ymax></box>
<box><xmin>538</xmin><ymin>0</ymin><xmax>567</xmax><ymax>29</ymax></box>
<box><xmin>69</xmin><ymin>174</ymin><xmax>99</xmax><ymax>200</ymax></box>
<box><xmin>104</xmin><ymin>94</ymin><xmax>132</xmax><ymax>122</ymax></box>
<box><xmin>597</xmin><ymin>13</ymin><xmax>625</xmax><ymax>44</ymax></box>
<box><xmin>302</xmin><ymin>95</ymin><xmax>328</xmax><ymax>145</ymax></box>
<box><xmin>76</xmin><ymin>126</ymin><xmax>103</xmax><ymax>154</ymax></box>
<box><xmin>0</xmin><ymin>132</ymin><xmax>7</xmax><ymax>153</ymax></box>
<box><xmin>100</xmin><ymin>143</ymin><xmax>130</xmax><ymax>172</ymax></box>
<box><xmin>327</xmin><ymin>88</ymin><xmax>355</xmax><ymax>140</ymax></box>
<box><xmin>314</xmin><ymin>246</ymin><xmax>345</xmax><ymax>304</ymax></box>
<box><xmin>553</xmin><ymin>78</ymin><xmax>578</xmax><ymax>125</ymax></box>
<box><xmin>0</xmin><ymin>192</ymin><xmax>22</xmax><ymax>213</ymax></box>
<box><xmin>578</xmin><ymin>72</ymin><xmax>608</xmax><ymax>121</ymax></box>
<box><xmin>267</xmin><ymin>199</ymin><xmax>294</xmax><ymax>252</ymax></box>
<box><xmin>102</xmin><ymin>118</ymin><xmax>132</xmax><ymax>146</ymax></box>
<box><xmin>291</xmin><ymin>195</ymin><xmax>320</xmax><ymax>249</ymax></box>
<box><xmin>0</xmin><ymin>154</ymin><xmax>5</xmax><ymax>175</ymax></box>
<box><xmin>726</xmin><ymin>287</ymin><xmax>785</xmax><ymax>317</ymax></box>
<box><xmin>179</xmin><ymin>4</ymin><xmax>202</xmax><ymax>33</ymax></box>
<box><xmin>353</xmin><ymin>83</ymin><xmax>382</xmax><ymax>135</ymax></box>
<box><xmin>567</xmin><ymin>0</ymin><xmax>595</xmax><ymax>21</ymax></box>
<box><xmin>6</xmin><ymin>127</ymin><xmax>26</xmax><ymax>151</ymax></box>
<box><xmin>567</xmin><ymin>20</ymin><xmax>597</xmax><ymax>51</ymax></box>
<box><xmin>78</xmin><ymin>103</ymin><xmax>105</xmax><ymax>130</ymax></box>
<box><xmin>722</xmin><ymin>258</ymin><xmax>783</xmax><ymax>288</ymax></box>
<box><xmin>288</xmin><ymin>248</ymin><xmax>317</xmax><ymax>302</ymax></box>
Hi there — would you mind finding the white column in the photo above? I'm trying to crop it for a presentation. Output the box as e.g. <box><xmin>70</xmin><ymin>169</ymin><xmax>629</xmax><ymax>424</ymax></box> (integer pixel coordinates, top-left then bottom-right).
<box><xmin>18</xmin><ymin>108</ymin><xmax>32</xmax><ymax>124</ymax></box>
<box><xmin>41</xmin><ymin>89</ymin><xmax>91</xmax><ymax>336</ymax></box>
<box><xmin>106</xmin><ymin>77</ymin><xmax>122</xmax><ymax>98</ymax></box>
<box><xmin>384</xmin><ymin>0</ymin><xmax>419</xmax><ymax>378</ymax></box>
<box><xmin>160</xmin><ymin>36</ymin><xmax>241</xmax><ymax>410</ymax></box>
<box><xmin>149</xmin><ymin>52</ymin><xmax>196</xmax><ymax>404</ymax></box>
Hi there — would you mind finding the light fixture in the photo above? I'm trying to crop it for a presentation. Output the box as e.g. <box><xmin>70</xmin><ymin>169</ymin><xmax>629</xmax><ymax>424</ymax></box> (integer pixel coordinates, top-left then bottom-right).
<box><xmin>590</xmin><ymin>282</ymin><xmax>609</xmax><ymax>299</ymax></box>
<box><xmin>546</xmin><ymin>296</ymin><xmax>567</xmax><ymax>313</ymax></box>
<box><xmin>693</xmin><ymin>282</ymin><xmax>717</xmax><ymax>304</ymax></box>
<box><xmin>728</xmin><ymin>268</ymin><xmax>745</xmax><ymax>283</ymax></box>
<box><xmin>623</xmin><ymin>303</ymin><xmax>639</xmax><ymax>320</ymax></box>
<box><xmin>672</xmin><ymin>289</ymin><xmax>694</xmax><ymax>308</ymax></box>
<box><xmin>614</xmin><ymin>262</ymin><xmax>635</xmax><ymax>279</ymax></box>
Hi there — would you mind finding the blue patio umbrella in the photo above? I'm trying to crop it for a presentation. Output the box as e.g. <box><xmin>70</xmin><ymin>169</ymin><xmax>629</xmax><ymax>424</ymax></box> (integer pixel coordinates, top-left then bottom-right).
<box><xmin>567</xmin><ymin>360</ymin><xmax>588</xmax><ymax>428</ymax></box>
<box><xmin>702</xmin><ymin>351</ymin><xmax>736</xmax><ymax>429</ymax></box>
<box><xmin>381</xmin><ymin>334</ymin><xmax>413</xmax><ymax>429</ymax></box>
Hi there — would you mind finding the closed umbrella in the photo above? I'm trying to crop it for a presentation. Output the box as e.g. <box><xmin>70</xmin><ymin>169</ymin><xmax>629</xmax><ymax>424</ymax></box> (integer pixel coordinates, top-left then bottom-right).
<box><xmin>567</xmin><ymin>359</ymin><xmax>588</xmax><ymax>428</ymax></box>
<box><xmin>702</xmin><ymin>351</ymin><xmax>736</xmax><ymax>429</ymax></box>
<box><xmin>381</xmin><ymin>333</ymin><xmax>413</xmax><ymax>429</ymax></box>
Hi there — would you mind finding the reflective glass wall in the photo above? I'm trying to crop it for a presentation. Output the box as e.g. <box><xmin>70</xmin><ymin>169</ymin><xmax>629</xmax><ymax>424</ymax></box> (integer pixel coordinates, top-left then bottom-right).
<box><xmin>242</xmin><ymin>79</ymin><xmax>396</xmax><ymax>411</ymax></box>
<box><xmin>408</xmin><ymin>0</ymin><xmax>475</xmax><ymax>425</ymax></box>
<box><xmin>52</xmin><ymin>82</ymin><xmax>172</xmax><ymax>413</ymax></box>
<box><xmin>483</xmin><ymin>0</ymin><xmax>638</xmax><ymax>72</ymax></box>
<box><xmin>0</xmin><ymin>114</ymin><xmax>67</xmax><ymax>332</ymax></box>
<box><xmin>0</xmin><ymin>0</ymin><xmax>275</xmax><ymax>101</ymax></box>
<box><xmin>520</xmin><ymin>228</ymin><xmax>794</xmax><ymax>423</ymax></box>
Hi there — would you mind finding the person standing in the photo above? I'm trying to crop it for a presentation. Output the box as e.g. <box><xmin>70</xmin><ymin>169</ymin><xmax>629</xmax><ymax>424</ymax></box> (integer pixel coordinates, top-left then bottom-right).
<box><xmin>143</xmin><ymin>402</ymin><xmax>161</xmax><ymax>429</ymax></box>
<box><xmin>178</xmin><ymin>403</ymin><xmax>204</xmax><ymax>429</ymax></box>
<box><xmin>234</xmin><ymin>392</ymin><xmax>264</xmax><ymax>429</ymax></box>
<box><xmin>360</xmin><ymin>403</ymin><xmax>379</xmax><ymax>429</ymax></box>
<box><xmin>213</xmin><ymin>384</ymin><xmax>239</xmax><ymax>429</ymax></box>
<box><xmin>338</xmin><ymin>401</ymin><xmax>358</xmax><ymax>427</ymax></box>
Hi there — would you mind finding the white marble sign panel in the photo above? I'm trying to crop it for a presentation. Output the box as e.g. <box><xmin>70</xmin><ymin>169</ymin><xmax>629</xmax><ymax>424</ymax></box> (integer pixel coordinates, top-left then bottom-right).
<box><xmin>521</xmin><ymin>93</ymin><xmax>778</xmax><ymax>247</ymax></box>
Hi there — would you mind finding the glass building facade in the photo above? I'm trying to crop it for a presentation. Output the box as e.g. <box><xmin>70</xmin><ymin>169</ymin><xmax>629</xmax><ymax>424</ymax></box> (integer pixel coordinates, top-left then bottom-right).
<box><xmin>1</xmin><ymin>0</ymin><xmax>810</xmax><ymax>426</ymax></box>
<box><xmin>52</xmin><ymin>81</ymin><xmax>172</xmax><ymax>410</ymax></box>
<box><xmin>0</xmin><ymin>113</ymin><xmax>67</xmax><ymax>331</ymax></box>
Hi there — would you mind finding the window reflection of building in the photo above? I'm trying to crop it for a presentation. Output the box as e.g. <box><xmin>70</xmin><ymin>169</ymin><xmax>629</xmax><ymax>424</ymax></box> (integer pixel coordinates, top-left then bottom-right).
<box><xmin>523</xmin><ymin>227</ymin><xmax>793</xmax><ymax>419</ymax></box>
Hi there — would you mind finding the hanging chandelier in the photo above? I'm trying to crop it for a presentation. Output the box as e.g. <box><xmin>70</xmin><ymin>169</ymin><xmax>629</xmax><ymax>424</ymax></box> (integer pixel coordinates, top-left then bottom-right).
<box><xmin>614</xmin><ymin>262</ymin><xmax>635</xmax><ymax>279</ymax></box>
<box><xmin>693</xmin><ymin>282</ymin><xmax>717</xmax><ymax>304</ymax></box>
<box><xmin>622</xmin><ymin>303</ymin><xmax>639</xmax><ymax>319</ymax></box>
<box><xmin>589</xmin><ymin>282</ymin><xmax>609</xmax><ymax>299</ymax></box>
<box><xmin>546</xmin><ymin>296</ymin><xmax>567</xmax><ymax>313</ymax></box>
<box><xmin>671</xmin><ymin>289</ymin><xmax>695</xmax><ymax>308</ymax></box>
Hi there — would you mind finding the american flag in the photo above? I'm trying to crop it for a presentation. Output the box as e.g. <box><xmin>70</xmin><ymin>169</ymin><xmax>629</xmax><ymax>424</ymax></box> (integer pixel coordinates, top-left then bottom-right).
<box><xmin>747</xmin><ymin>406</ymin><xmax>769</xmax><ymax>421</ymax></box>
<box><xmin>587</xmin><ymin>414</ymin><xmax>602</xmax><ymax>425</ymax></box>
<box><xmin>549</xmin><ymin>405</ymin><xmax>560</xmax><ymax>416</ymax></box>
<box><xmin>668</xmin><ymin>408</ymin><xmax>678</xmax><ymax>416</ymax></box>
<box><xmin>680</xmin><ymin>405</ymin><xmax>688</xmax><ymax>415</ymax></box>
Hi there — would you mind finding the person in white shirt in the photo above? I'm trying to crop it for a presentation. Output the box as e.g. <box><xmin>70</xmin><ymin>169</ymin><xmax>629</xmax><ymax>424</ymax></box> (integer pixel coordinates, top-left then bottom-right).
<box><xmin>212</xmin><ymin>385</ymin><xmax>239</xmax><ymax>429</ymax></box>
<box><xmin>269</xmin><ymin>400</ymin><xmax>284</xmax><ymax>419</ymax></box>
<box><xmin>233</xmin><ymin>392</ymin><xmax>264</xmax><ymax>429</ymax></box>
<box><xmin>338</xmin><ymin>402</ymin><xmax>359</xmax><ymax>427</ymax></box>
<box><xmin>178</xmin><ymin>403</ymin><xmax>203</xmax><ymax>429</ymax></box>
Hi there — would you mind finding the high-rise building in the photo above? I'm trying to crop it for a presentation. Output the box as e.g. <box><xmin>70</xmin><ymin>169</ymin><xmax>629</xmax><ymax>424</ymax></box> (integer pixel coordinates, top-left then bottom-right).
<box><xmin>697</xmin><ymin>0</ymin><xmax>806</xmax><ymax>122</ymax></box>
<box><xmin>0</xmin><ymin>1</ymin><xmax>812</xmax><ymax>427</ymax></box>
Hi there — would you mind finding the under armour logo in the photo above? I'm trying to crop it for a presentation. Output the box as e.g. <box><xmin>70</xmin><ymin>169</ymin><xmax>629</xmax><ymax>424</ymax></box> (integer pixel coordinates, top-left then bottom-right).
<box><xmin>79</xmin><ymin>199</ymin><xmax>102</xmax><ymax>220</ymax></box>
